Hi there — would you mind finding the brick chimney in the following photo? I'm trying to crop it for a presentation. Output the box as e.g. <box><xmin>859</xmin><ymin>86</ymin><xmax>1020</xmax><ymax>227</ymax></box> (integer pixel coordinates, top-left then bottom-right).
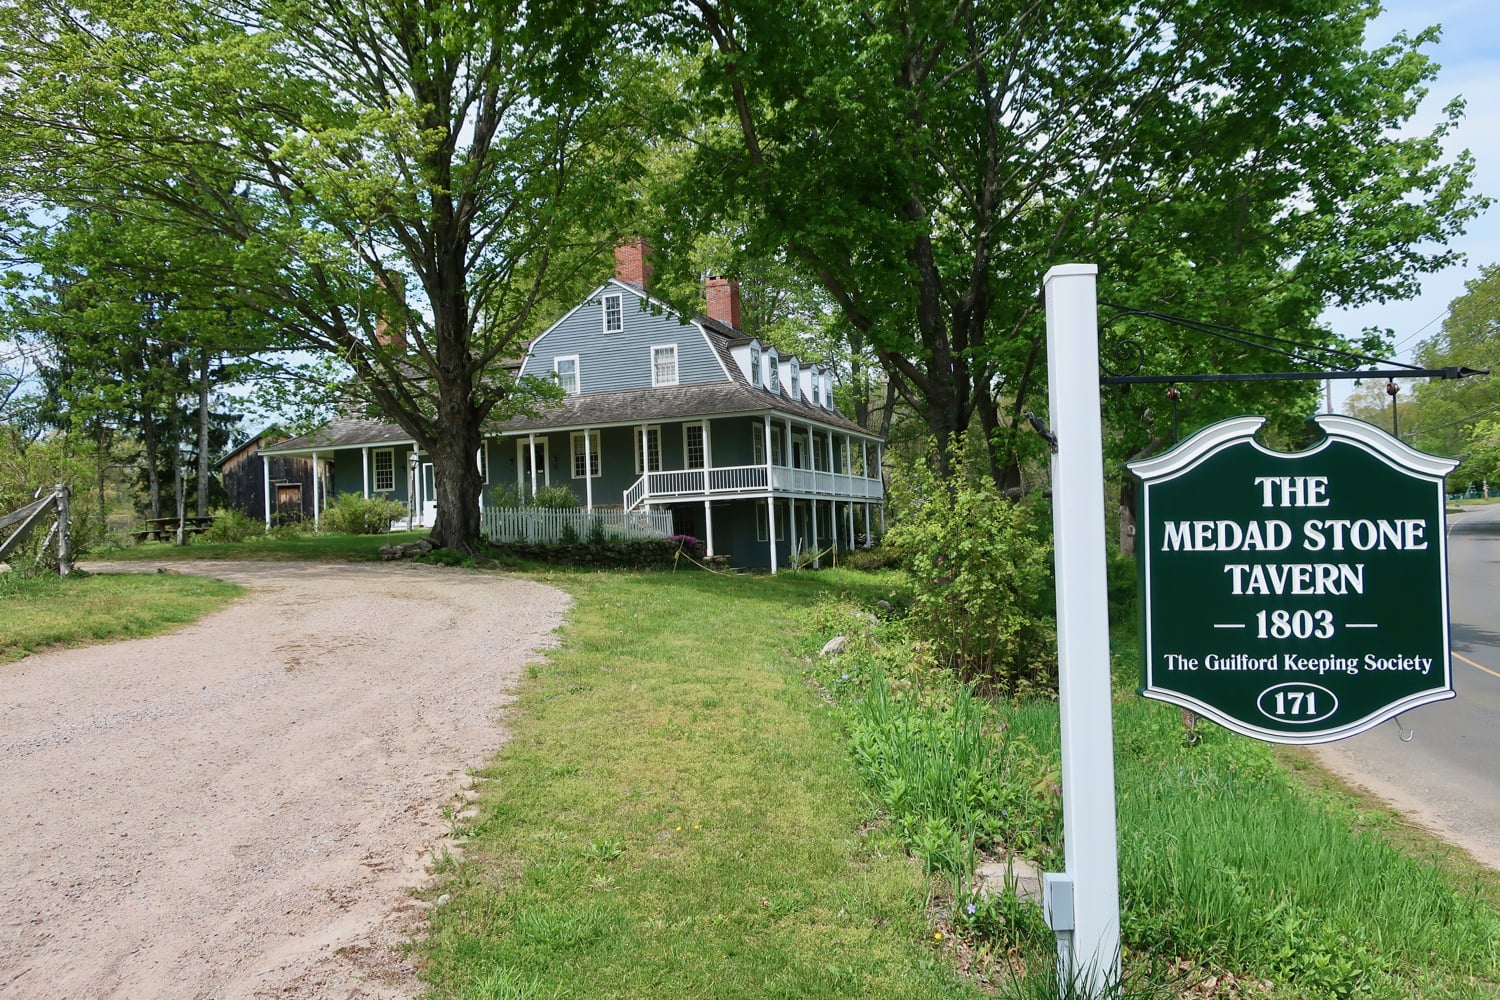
<box><xmin>374</xmin><ymin>273</ymin><xmax>406</xmax><ymax>348</ymax></box>
<box><xmin>705</xmin><ymin>276</ymin><xmax>742</xmax><ymax>330</ymax></box>
<box><xmin>613</xmin><ymin>238</ymin><xmax>654</xmax><ymax>289</ymax></box>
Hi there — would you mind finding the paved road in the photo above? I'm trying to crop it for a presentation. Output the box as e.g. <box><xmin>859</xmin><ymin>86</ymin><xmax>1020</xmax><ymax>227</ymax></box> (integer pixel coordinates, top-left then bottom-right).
<box><xmin>1314</xmin><ymin>501</ymin><xmax>1500</xmax><ymax>870</ymax></box>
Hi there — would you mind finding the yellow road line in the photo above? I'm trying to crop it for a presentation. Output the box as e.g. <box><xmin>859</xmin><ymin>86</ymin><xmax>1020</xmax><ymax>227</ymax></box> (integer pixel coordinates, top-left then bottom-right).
<box><xmin>1454</xmin><ymin>651</ymin><xmax>1500</xmax><ymax>680</ymax></box>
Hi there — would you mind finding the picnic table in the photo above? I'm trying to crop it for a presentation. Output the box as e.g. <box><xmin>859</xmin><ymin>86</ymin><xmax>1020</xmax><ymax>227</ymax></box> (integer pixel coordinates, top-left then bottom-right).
<box><xmin>134</xmin><ymin>516</ymin><xmax>216</xmax><ymax>543</ymax></box>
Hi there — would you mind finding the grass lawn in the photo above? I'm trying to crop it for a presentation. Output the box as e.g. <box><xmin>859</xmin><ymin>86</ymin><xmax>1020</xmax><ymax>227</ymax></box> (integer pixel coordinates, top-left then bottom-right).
<box><xmin>99</xmin><ymin>530</ymin><xmax>428</xmax><ymax>562</ymax></box>
<box><xmin>422</xmin><ymin>567</ymin><xmax>1500</xmax><ymax>1000</ymax></box>
<box><xmin>0</xmin><ymin>570</ymin><xmax>244</xmax><ymax>662</ymax></box>
<box><xmin>9</xmin><ymin>534</ymin><xmax>1494</xmax><ymax>996</ymax></box>
<box><xmin>418</xmin><ymin>567</ymin><xmax>985</xmax><ymax>999</ymax></box>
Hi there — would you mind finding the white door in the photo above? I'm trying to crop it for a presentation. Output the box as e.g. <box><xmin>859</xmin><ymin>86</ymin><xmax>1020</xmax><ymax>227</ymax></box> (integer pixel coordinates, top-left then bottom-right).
<box><xmin>516</xmin><ymin>439</ymin><xmax>551</xmax><ymax>496</ymax></box>
<box><xmin>421</xmin><ymin>462</ymin><xmax>437</xmax><ymax>526</ymax></box>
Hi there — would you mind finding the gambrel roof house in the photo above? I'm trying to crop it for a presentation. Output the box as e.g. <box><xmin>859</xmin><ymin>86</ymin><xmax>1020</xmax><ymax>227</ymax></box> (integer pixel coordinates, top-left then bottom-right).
<box><xmin>261</xmin><ymin>240</ymin><xmax>886</xmax><ymax>570</ymax></box>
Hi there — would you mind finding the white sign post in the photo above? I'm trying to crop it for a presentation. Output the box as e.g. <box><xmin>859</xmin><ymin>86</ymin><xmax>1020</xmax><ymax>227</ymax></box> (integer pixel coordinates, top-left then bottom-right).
<box><xmin>1041</xmin><ymin>264</ymin><xmax>1121</xmax><ymax>995</ymax></box>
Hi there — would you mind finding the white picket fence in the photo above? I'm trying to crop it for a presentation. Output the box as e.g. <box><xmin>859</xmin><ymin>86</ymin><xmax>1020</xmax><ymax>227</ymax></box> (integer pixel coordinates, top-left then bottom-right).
<box><xmin>480</xmin><ymin>506</ymin><xmax>675</xmax><ymax>544</ymax></box>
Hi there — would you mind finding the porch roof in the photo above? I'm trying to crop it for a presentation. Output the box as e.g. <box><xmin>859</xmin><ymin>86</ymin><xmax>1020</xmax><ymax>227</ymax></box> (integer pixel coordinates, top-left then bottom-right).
<box><xmin>492</xmin><ymin>382</ymin><xmax>878</xmax><ymax>440</ymax></box>
<box><xmin>259</xmin><ymin>418</ymin><xmax>413</xmax><ymax>457</ymax></box>
<box><xmin>259</xmin><ymin>384</ymin><xmax>882</xmax><ymax>460</ymax></box>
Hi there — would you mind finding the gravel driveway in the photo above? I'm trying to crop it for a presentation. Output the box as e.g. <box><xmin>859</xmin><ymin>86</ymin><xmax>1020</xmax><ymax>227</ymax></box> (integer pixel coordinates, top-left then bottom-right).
<box><xmin>0</xmin><ymin>560</ymin><xmax>569</xmax><ymax>1000</ymax></box>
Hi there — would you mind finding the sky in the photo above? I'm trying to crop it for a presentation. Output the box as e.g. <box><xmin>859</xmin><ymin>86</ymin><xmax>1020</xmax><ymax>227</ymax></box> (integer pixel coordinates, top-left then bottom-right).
<box><xmin>1322</xmin><ymin>0</ymin><xmax>1500</xmax><ymax>407</ymax></box>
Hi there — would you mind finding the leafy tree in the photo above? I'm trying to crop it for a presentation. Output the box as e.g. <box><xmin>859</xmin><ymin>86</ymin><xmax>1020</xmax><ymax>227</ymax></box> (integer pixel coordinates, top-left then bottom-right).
<box><xmin>1</xmin><ymin>207</ymin><xmax>257</xmax><ymax>518</ymax></box>
<box><xmin>641</xmin><ymin>0</ymin><xmax>1484</xmax><ymax>489</ymax></box>
<box><xmin>0</xmin><ymin>0</ymin><xmax>643</xmax><ymax>551</ymax></box>
<box><xmin>1409</xmin><ymin>265</ymin><xmax>1500</xmax><ymax>476</ymax></box>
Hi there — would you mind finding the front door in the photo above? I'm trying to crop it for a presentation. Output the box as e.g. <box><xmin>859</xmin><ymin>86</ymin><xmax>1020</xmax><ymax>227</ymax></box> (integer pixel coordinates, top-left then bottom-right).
<box><xmin>517</xmin><ymin>439</ymin><xmax>551</xmax><ymax>496</ymax></box>
<box><xmin>421</xmin><ymin>463</ymin><xmax>437</xmax><ymax>526</ymax></box>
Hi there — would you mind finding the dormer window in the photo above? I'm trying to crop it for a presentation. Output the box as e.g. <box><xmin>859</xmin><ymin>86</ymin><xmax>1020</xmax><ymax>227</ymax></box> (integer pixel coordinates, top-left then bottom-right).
<box><xmin>750</xmin><ymin>344</ymin><xmax>761</xmax><ymax>387</ymax></box>
<box><xmin>554</xmin><ymin>355</ymin><xmax>579</xmax><ymax>395</ymax></box>
<box><xmin>769</xmin><ymin>356</ymin><xmax>780</xmax><ymax>394</ymax></box>
<box><xmin>812</xmin><ymin>374</ymin><xmax>821</xmax><ymax>407</ymax></box>
<box><xmin>652</xmin><ymin>344</ymin><xmax>678</xmax><ymax>387</ymax></box>
<box><xmin>789</xmin><ymin>359</ymin><xmax>799</xmax><ymax>399</ymax></box>
<box><xmin>603</xmin><ymin>293</ymin><xmax>623</xmax><ymax>333</ymax></box>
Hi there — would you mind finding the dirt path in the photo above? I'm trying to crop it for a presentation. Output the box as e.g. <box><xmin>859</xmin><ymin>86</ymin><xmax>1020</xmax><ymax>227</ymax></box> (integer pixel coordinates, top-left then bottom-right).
<box><xmin>0</xmin><ymin>560</ymin><xmax>569</xmax><ymax>1000</ymax></box>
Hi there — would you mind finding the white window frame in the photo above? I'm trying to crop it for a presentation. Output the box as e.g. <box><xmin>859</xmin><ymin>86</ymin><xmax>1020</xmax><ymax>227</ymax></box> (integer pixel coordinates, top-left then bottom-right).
<box><xmin>571</xmin><ymin>430</ymin><xmax>601</xmax><ymax>479</ymax></box>
<box><xmin>603</xmin><ymin>293</ymin><xmax>623</xmax><ymax>333</ymax></box>
<box><xmin>750</xmin><ymin>344</ymin><xmax>761</xmax><ymax>388</ymax></box>
<box><xmin>789</xmin><ymin>359</ymin><xmax>800</xmax><ymax>399</ymax></box>
<box><xmin>651</xmin><ymin>344</ymin><xmax>678</xmax><ymax>387</ymax></box>
<box><xmin>769</xmin><ymin>356</ymin><xmax>780</xmax><ymax>394</ymax></box>
<box><xmin>811</xmin><ymin>432</ymin><xmax>828</xmax><ymax>472</ymax></box>
<box><xmin>554</xmin><ymin>354</ymin><xmax>580</xmax><ymax>395</ymax></box>
<box><xmin>477</xmin><ymin>442</ymin><xmax>490</xmax><ymax>484</ymax></box>
<box><xmin>751</xmin><ymin>418</ymin><xmax>765</xmax><ymax>465</ymax></box>
<box><xmin>684</xmin><ymin>423</ymin><xmax>707</xmax><ymax>469</ymax></box>
<box><xmin>634</xmin><ymin>425</ymin><xmax>662</xmax><ymax>474</ymax></box>
<box><xmin>372</xmin><ymin>448</ymin><xmax>395</xmax><ymax>492</ymax></box>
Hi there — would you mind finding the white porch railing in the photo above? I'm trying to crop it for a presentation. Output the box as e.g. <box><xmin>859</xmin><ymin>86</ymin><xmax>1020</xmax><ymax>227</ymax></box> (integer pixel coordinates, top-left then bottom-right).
<box><xmin>624</xmin><ymin>463</ymin><xmax>883</xmax><ymax>509</ymax></box>
<box><xmin>481</xmin><ymin>506</ymin><xmax>675</xmax><ymax>544</ymax></box>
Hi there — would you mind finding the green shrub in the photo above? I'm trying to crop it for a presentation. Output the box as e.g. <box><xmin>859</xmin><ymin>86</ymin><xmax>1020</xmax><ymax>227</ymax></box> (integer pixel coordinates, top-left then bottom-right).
<box><xmin>586</xmin><ymin>515</ymin><xmax>607</xmax><ymax>545</ymax></box>
<box><xmin>885</xmin><ymin>458</ymin><xmax>1057</xmax><ymax>694</ymax></box>
<box><xmin>487</xmin><ymin>483</ymin><xmax>522</xmax><ymax>508</ymax></box>
<box><xmin>267</xmin><ymin>515</ymin><xmax>315</xmax><ymax>537</ymax></box>
<box><xmin>320</xmin><ymin>493</ymin><xmax>410</xmax><ymax>534</ymax></box>
<box><xmin>530</xmin><ymin>484</ymin><xmax>580</xmax><ymax>509</ymax></box>
<box><xmin>202</xmin><ymin>507</ymin><xmax>263</xmax><ymax>543</ymax></box>
<box><xmin>839</xmin><ymin>544</ymin><xmax>901</xmax><ymax>571</ymax></box>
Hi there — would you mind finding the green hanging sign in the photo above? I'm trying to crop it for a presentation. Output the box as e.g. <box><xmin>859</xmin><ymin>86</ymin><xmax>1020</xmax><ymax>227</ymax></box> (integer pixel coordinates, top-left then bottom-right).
<box><xmin>1128</xmin><ymin>415</ymin><xmax>1457</xmax><ymax>744</ymax></box>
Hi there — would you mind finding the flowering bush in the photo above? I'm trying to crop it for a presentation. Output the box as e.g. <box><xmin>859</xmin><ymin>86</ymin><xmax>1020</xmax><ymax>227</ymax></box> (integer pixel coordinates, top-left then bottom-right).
<box><xmin>666</xmin><ymin>534</ymin><xmax>704</xmax><ymax>558</ymax></box>
<box><xmin>885</xmin><ymin>459</ymin><xmax>1056</xmax><ymax>694</ymax></box>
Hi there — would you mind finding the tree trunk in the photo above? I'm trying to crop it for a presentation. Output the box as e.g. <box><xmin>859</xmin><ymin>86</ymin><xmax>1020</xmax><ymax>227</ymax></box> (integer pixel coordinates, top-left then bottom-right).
<box><xmin>142</xmin><ymin>413</ymin><xmax>161</xmax><ymax>519</ymax></box>
<box><xmin>196</xmin><ymin>351</ymin><xmax>211</xmax><ymax>518</ymax></box>
<box><xmin>422</xmin><ymin>236</ymin><xmax>485</xmax><ymax>553</ymax></box>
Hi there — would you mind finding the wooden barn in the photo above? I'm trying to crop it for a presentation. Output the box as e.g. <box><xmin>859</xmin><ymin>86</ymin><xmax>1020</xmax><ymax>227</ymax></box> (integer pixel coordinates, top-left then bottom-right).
<box><xmin>217</xmin><ymin>427</ymin><xmax>322</xmax><ymax>524</ymax></box>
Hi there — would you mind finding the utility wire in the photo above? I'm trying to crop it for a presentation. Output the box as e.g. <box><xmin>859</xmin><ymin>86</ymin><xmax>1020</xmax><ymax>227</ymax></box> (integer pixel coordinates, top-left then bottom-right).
<box><xmin>1099</xmin><ymin>303</ymin><xmax>1420</xmax><ymax>373</ymax></box>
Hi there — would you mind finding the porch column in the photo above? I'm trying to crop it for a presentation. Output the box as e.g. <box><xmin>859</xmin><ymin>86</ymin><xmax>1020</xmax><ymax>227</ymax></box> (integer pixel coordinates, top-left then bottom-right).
<box><xmin>362</xmin><ymin>445</ymin><xmax>370</xmax><ymax>498</ymax></box>
<box><xmin>762</xmin><ymin>417</ymin><xmax>774</xmax><ymax>489</ymax></box>
<box><xmin>826</xmin><ymin>432</ymin><xmax>836</xmax><ymax>482</ymax></box>
<box><xmin>864</xmin><ymin>502</ymin><xmax>873</xmax><ymax>548</ymax></box>
<box><xmin>811</xmin><ymin>495</ymin><xmax>820</xmax><ymax>568</ymax></box>
<box><xmin>703</xmin><ymin>500</ymin><xmax>714</xmax><ymax>557</ymax></box>
<box><xmin>701</xmin><ymin>418</ymin><xmax>711</xmax><ymax>493</ymax></box>
<box><xmin>789</xmin><ymin>496</ymin><xmax>799</xmax><ymax>560</ymax></box>
<box><xmin>783</xmin><ymin>420</ymin><xmax>793</xmax><ymax>472</ymax></box>
<box><xmin>861</xmin><ymin>440</ymin><xmax>869</xmax><ymax>478</ymax></box>
<box><xmin>311</xmin><ymin>451</ymin><xmax>320</xmax><ymax>529</ymax></box>
<box><xmin>584</xmin><ymin>429</ymin><xmax>594</xmax><ymax>512</ymax></box>
<box><xmin>261</xmin><ymin>454</ymin><xmax>272</xmax><ymax>528</ymax></box>
<box><xmin>767</xmin><ymin>496</ymin><xmax>778</xmax><ymax>574</ymax></box>
<box><xmin>528</xmin><ymin>433</ymin><xmax>538</xmax><ymax>498</ymax></box>
<box><xmin>846</xmin><ymin>500</ymin><xmax>855</xmax><ymax>553</ymax></box>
